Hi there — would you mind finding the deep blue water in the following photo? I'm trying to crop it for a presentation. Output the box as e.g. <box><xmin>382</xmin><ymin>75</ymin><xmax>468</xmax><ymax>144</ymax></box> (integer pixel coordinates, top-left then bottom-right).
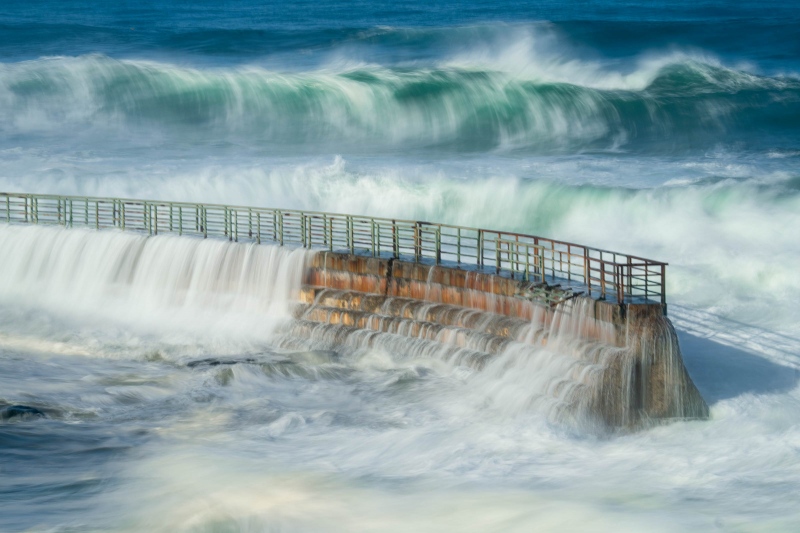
<box><xmin>3</xmin><ymin>1</ymin><xmax>800</xmax><ymax>71</ymax></box>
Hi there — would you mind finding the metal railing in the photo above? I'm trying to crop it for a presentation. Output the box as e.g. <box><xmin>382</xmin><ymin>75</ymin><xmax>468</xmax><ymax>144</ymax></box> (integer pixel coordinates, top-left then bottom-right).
<box><xmin>0</xmin><ymin>192</ymin><xmax>667</xmax><ymax>307</ymax></box>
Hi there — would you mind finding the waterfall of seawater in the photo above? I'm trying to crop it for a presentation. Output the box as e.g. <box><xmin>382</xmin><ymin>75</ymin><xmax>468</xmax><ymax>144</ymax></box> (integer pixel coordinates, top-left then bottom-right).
<box><xmin>0</xmin><ymin>224</ymin><xmax>314</xmax><ymax>340</ymax></box>
<box><xmin>0</xmin><ymin>224</ymin><xmax>705</xmax><ymax>432</ymax></box>
<box><xmin>288</xmin><ymin>285</ymin><xmax>707</xmax><ymax>432</ymax></box>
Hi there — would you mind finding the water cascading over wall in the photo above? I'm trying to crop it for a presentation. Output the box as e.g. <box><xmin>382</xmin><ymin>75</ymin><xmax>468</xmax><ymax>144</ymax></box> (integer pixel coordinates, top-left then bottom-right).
<box><xmin>0</xmin><ymin>225</ymin><xmax>313</xmax><ymax>331</ymax></box>
<box><xmin>288</xmin><ymin>253</ymin><xmax>708</xmax><ymax>430</ymax></box>
<box><xmin>0</xmin><ymin>224</ymin><xmax>708</xmax><ymax>431</ymax></box>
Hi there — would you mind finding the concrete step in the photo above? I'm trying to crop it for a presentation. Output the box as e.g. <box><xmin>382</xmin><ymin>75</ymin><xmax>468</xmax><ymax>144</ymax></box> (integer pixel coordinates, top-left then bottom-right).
<box><xmin>298</xmin><ymin>304</ymin><xmax>515</xmax><ymax>355</ymax></box>
<box><xmin>306</xmin><ymin>288</ymin><xmax>535</xmax><ymax>340</ymax></box>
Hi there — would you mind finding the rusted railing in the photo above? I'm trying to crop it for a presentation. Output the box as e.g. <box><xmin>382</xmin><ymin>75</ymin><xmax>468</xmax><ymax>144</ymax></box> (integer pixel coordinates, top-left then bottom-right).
<box><xmin>0</xmin><ymin>192</ymin><xmax>667</xmax><ymax>307</ymax></box>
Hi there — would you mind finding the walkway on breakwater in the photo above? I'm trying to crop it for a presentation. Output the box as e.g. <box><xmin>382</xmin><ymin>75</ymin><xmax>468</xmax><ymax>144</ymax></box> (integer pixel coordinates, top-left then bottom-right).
<box><xmin>0</xmin><ymin>192</ymin><xmax>667</xmax><ymax>313</ymax></box>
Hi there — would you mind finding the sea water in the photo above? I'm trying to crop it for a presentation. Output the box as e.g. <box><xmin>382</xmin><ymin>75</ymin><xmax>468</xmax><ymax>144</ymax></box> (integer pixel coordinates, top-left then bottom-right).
<box><xmin>1</xmin><ymin>1</ymin><xmax>800</xmax><ymax>531</ymax></box>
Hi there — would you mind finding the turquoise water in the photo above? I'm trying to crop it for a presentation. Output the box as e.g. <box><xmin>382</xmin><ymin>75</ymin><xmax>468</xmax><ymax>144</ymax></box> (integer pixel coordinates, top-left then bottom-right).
<box><xmin>1</xmin><ymin>2</ymin><xmax>800</xmax><ymax>531</ymax></box>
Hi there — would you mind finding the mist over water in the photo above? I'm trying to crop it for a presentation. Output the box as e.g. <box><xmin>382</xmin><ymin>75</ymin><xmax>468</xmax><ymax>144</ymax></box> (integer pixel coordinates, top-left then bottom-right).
<box><xmin>2</xmin><ymin>1</ymin><xmax>800</xmax><ymax>531</ymax></box>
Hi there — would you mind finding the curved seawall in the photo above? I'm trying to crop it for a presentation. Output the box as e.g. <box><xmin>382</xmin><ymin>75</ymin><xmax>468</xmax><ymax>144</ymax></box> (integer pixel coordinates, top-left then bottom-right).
<box><xmin>0</xmin><ymin>223</ymin><xmax>707</xmax><ymax>432</ymax></box>
<box><xmin>296</xmin><ymin>253</ymin><xmax>708</xmax><ymax>429</ymax></box>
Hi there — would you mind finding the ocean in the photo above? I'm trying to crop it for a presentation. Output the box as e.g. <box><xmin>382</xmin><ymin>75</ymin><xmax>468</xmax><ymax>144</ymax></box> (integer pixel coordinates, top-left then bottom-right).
<box><xmin>1</xmin><ymin>1</ymin><xmax>800</xmax><ymax>531</ymax></box>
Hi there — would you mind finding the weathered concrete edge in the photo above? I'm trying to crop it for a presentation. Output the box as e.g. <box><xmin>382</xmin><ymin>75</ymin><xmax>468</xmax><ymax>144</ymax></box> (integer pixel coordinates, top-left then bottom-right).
<box><xmin>298</xmin><ymin>251</ymin><xmax>709</xmax><ymax>427</ymax></box>
<box><xmin>301</xmin><ymin>251</ymin><xmax>650</xmax><ymax>346</ymax></box>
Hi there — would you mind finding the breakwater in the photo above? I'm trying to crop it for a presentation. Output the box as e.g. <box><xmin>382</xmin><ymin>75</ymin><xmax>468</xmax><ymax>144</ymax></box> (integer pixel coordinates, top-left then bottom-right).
<box><xmin>292</xmin><ymin>253</ymin><xmax>707</xmax><ymax>428</ymax></box>
<box><xmin>0</xmin><ymin>192</ymin><xmax>708</xmax><ymax>430</ymax></box>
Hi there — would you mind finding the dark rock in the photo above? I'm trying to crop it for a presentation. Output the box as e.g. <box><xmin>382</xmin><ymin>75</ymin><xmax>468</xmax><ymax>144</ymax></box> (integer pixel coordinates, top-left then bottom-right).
<box><xmin>187</xmin><ymin>358</ymin><xmax>259</xmax><ymax>368</ymax></box>
<box><xmin>1</xmin><ymin>405</ymin><xmax>47</xmax><ymax>421</ymax></box>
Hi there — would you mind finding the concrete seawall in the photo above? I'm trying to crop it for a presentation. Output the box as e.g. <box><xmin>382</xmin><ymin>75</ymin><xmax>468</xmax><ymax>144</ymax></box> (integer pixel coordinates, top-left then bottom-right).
<box><xmin>296</xmin><ymin>252</ymin><xmax>709</xmax><ymax>430</ymax></box>
<box><xmin>0</xmin><ymin>192</ymin><xmax>708</xmax><ymax>431</ymax></box>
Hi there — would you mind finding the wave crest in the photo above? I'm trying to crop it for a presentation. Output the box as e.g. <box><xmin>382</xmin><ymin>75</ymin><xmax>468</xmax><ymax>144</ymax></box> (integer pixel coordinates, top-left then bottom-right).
<box><xmin>2</xmin><ymin>54</ymin><xmax>798</xmax><ymax>152</ymax></box>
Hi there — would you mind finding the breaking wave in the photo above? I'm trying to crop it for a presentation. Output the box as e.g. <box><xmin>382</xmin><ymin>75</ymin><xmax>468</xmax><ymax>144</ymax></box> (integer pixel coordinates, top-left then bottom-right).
<box><xmin>2</xmin><ymin>53</ymin><xmax>798</xmax><ymax>153</ymax></box>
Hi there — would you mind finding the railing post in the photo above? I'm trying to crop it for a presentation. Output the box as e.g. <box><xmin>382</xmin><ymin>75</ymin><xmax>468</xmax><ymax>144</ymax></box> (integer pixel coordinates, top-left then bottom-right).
<box><xmin>278</xmin><ymin>210</ymin><xmax>284</xmax><ymax>246</ymax></box>
<box><xmin>584</xmin><ymin>249</ymin><xmax>591</xmax><ymax>296</ymax></box>
<box><xmin>369</xmin><ymin>218</ymin><xmax>375</xmax><ymax>257</ymax></box>
<box><xmin>348</xmin><ymin>216</ymin><xmax>354</xmax><ymax>254</ymax></box>
<box><xmin>121</xmin><ymin>202</ymin><xmax>125</xmax><ymax>231</ymax></box>
<box><xmin>23</xmin><ymin>197</ymin><xmax>28</xmax><ymax>223</ymax></box>
<box><xmin>435</xmin><ymin>227</ymin><xmax>441</xmax><ymax>265</ymax></box>
<box><xmin>256</xmin><ymin>212</ymin><xmax>261</xmax><ymax>244</ymax></box>
<box><xmin>414</xmin><ymin>222</ymin><xmax>421</xmax><ymax>262</ymax></box>
<box><xmin>600</xmin><ymin>262</ymin><xmax>606</xmax><ymax>300</ymax></box>
<box><xmin>154</xmin><ymin>203</ymin><xmax>158</xmax><ymax>235</ymax></box>
<box><xmin>524</xmin><ymin>244</ymin><xmax>530</xmax><ymax>282</ymax></box>
<box><xmin>456</xmin><ymin>227</ymin><xmax>461</xmax><ymax>264</ymax></box>
<box><xmin>328</xmin><ymin>217</ymin><xmax>333</xmax><ymax>251</ymax></box>
<box><xmin>539</xmin><ymin>247</ymin><xmax>545</xmax><ymax>283</ymax></box>
<box><xmin>477</xmin><ymin>230</ymin><xmax>483</xmax><ymax>268</ymax></box>
<box><xmin>627</xmin><ymin>256</ymin><xmax>632</xmax><ymax>297</ymax></box>
<box><xmin>95</xmin><ymin>200</ymin><xmax>99</xmax><ymax>230</ymax></box>
<box><xmin>392</xmin><ymin>220</ymin><xmax>398</xmax><ymax>258</ymax></box>
<box><xmin>509</xmin><ymin>242</ymin><xmax>515</xmax><ymax>279</ymax></box>
<box><xmin>566</xmin><ymin>244</ymin><xmax>571</xmax><ymax>282</ymax></box>
<box><xmin>169</xmin><ymin>204</ymin><xmax>173</xmax><ymax>232</ymax></box>
<box><xmin>661</xmin><ymin>264</ymin><xmax>666</xmax><ymax>314</ymax></box>
<box><xmin>5</xmin><ymin>195</ymin><xmax>9</xmax><ymax>223</ymax></box>
<box><xmin>248</xmin><ymin>208</ymin><xmax>252</xmax><ymax>238</ymax></box>
<box><xmin>69</xmin><ymin>199</ymin><xmax>73</xmax><ymax>227</ymax></box>
<box><xmin>203</xmin><ymin>206</ymin><xmax>207</xmax><ymax>238</ymax></box>
<box><xmin>511</xmin><ymin>242</ymin><xmax>516</xmax><ymax>279</ymax></box>
<box><xmin>178</xmin><ymin>206</ymin><xmax>182</xmax><ymax>235</ymax></box>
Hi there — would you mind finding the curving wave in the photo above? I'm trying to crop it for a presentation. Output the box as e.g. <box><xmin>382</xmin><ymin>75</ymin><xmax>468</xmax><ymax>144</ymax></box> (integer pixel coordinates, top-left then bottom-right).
<box><xmin>1</xmin><ymin>54</ymin><xmax>798</xmax><ymax>153</ymax></box>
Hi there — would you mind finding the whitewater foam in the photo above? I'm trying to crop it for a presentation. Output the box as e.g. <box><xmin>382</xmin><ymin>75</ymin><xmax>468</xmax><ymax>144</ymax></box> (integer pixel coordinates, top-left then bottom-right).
<box><xmin>0</xmin><ymin>225</ymin><xmax>314</xmax><ymax>341</ymax></box>
<box><xmin>7</xmin><ymin>152</ymin><xmax>800</xmax><ymax>335</ymax></box>
<box><xmin>2</xmin><ymin>51</ymin><xmax>796</xmax><ymax>153</ymax></box>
